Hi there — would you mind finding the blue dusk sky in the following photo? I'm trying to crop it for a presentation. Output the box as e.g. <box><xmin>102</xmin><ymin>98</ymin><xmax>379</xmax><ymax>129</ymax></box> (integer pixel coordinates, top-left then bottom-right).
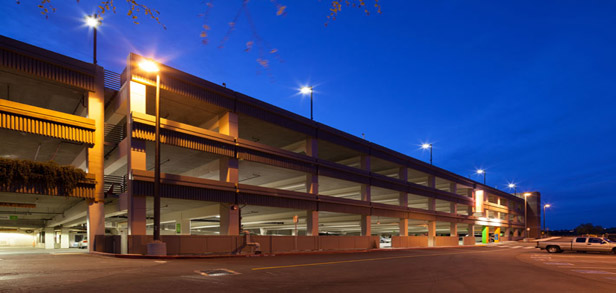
<box><xmin>1</xmin><ymin>1</ymin><xmax>614</xmax><ymax>230</ymax></box>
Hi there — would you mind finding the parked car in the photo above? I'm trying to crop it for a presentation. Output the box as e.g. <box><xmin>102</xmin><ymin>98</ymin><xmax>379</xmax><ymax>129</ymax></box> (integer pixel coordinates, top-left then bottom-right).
<box><xmin>78</xmin><ymin>239</ymin><xmax>88</xmax><ymax>249</ymax></box>
<box><xmin>536</xmin><ymin>237</ymin><xmax>616</xmax><ymax>254</ymax></box>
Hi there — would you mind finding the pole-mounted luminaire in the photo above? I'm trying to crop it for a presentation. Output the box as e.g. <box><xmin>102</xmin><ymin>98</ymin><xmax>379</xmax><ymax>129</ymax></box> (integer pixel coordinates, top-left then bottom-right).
<box><xmin>85</xmin><ymin>14</ymin><xmax>101</xmax><ymax>64</ymax></box>
<box><xmin>421</xmin><ymin>143</ymin><xmax>433</xmax><ymax>165</ymax></box>
<box><xmin>300</xmin><ymin>86</ymin><xmax>313</xmax><ymax>120</ymax></box>
<box><xmin>508</xmin><ymin>183</ymin><xmax>517</xmax><ymax>196</ymax></box>
<box><xmin>523</xmin><ymin>192</ymin><xmax>532</xmax><ymax>239</ymax></box>
<box><xmin>138</xmin><ymin>59</ymin><xmax>161</xmax><ymax>241</ymax></box>
<box><xmin>543</xmin><ymin>203</ymin><xmax>551</xmax><ymax>238</ymax></box>
<box><xmin>476</xmin><ymin>169</ymin><xmax>486</xmax><ymax>185</ymax></box>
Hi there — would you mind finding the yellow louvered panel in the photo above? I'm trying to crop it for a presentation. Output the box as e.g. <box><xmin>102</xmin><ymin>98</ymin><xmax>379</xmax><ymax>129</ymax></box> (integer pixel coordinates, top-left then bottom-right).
<box><xmin>0</xmin><ymin>111</ymin><xmax>95</xmax><ymax>146</ymax></box>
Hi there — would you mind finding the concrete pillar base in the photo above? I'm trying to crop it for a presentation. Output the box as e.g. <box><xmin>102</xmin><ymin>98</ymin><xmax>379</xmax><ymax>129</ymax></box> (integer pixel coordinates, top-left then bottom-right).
<box><xmin>147</xmin><ymin>241</ymin><xmax>167</xmax><ymax>256</ymax></box>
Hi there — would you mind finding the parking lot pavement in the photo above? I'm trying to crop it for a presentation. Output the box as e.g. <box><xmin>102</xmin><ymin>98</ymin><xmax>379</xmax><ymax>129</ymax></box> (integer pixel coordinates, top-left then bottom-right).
<box><xmin>2</xmin><ymin>245</ymin><xmax>616</xmax><ymax>292</ymax></box>
<box><xmin>0</xmin><ymin>247</ymin><xmax>87</xmax><ymax>255</ymax></box>
<box><xmin>519</xmin><ymin>250</ymin><xmax>616</xmax><ymax>284</ymax></box>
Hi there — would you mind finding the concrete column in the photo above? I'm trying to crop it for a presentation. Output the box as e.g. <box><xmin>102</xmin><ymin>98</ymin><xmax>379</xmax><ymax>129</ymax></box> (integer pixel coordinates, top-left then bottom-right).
<box><xmin>513</xmin><ymin>229</ymin><xmax>520</xmax><ymax>238</ymax></box>
<box><xmin>398</xmin><ymin>167</ymin><xmax>408</xmax><ymax>208</ymax></box>
<box><xmin>450</xmin><ymin>222</ymin><xmax>458</xmax><ymax>237</ymax></box>
<box><xmin>60</xmin><ymin>228</ymin><xmax>70</xmax><ymax>249</ymax></box>
<box><xmin>179</xmin><ymin>219</ymin><xmax>191</xmax><ymax>235</ymax></box>
<box><xmin>361</xmin><ymin>215</ymin><xmax>371</xmax><ymax>236</ymax></box>
<box><xmin>219</xmin><ymin>157</ymin><xmax>239</xmax><ymax>183</ymax></box>
<box><xmin>306</xmin><ymin>210</ymin><xmax>319</xmax><ymax>236</ymax></box>
<box><xmin>427</xmin><ymin>175</ymin><xmax>436</xmax><ymax>188</ymax></box>
<box><xmin>428</xmin><ymin>198</ymin><xmax>435</xmax><ymax>211</ymax></box>
<box><xmin>305</xmin><ymin>138</ymin><xmax>319</xmax><ymax>236</ymax></box>
<box><xmin>427</xmin><ymin>221</ymin><xmax>436</xmax><ymax>246</ymax></box>
<box><xmin>219</xmin><ymin>203</ymin><xmax>240</xmax><ymax>235</ymax></box>
<box><xmin>449</xmin><ymin>182</ymin><xmax>457</xmax><ymax>194</ymax></box>
<box><xmin>399</xmin><ymin>219</ymin><xmax>408</xmax><ymax>236</ymax></box>
<box><xmin>127</xmin><ymin>139</ymin><xmax>147</xmax><ymax>235</ymax></box>
<box><xmin>468</xmin><ymin>224</ymin><xmax>475</xmax><ymax>237</ymax></box>
<box><xmin>505</xmin><ymin>227</ymin><xmax>511</xmax><ymax>240</ymax></box>
<box><xmin>219</xmin><ymin>112</ymin><xmax>239</xmax><ymax>183</ymax></box>
<box><xmin>450</xmin><ymin>202</ymin><xmax>457</xmax><ymax>214</ymax></box>
<box><xmin>44</xmin><ymin>228</ymin><xmax>54</xmax><ymax>249</ymax></box>
<box><xmin>497</xmin><ymin>197</ymin><xmax>501</xmax><ymax>206</ymax></box>
<box><xmin>218</xmin><ymin>112</ymin><xmax>238</xmax><ymax>137</ymax></box>
<box><xmin>360</xmin><ymin>155</ymin><xmax>371</xmax><ymax>202</ymax></box>
<box><xmin>87</xmin><ymin>200</ymin><xmax>105</xmax><ymax>252</ymax></box>
<box><xmin>87</xmin><ymin>65</ymin><xmax>106</xmax><ymax>251</ymax></box>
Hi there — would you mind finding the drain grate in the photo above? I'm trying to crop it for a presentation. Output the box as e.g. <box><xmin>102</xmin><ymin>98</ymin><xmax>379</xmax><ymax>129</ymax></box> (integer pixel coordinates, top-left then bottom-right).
<box><xmin>196</xmin><ymin>268</ymin><xmax>240</xmax><ymax>277</ymax></box>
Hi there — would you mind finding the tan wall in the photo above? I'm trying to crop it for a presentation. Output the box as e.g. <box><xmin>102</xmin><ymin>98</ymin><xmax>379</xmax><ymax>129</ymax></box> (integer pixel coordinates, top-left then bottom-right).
<box><xmin>391</xmin><ymin>236</ymin><xmax>429</xmax><ymax>248</ymax></box>
<box><xmin>127</xmin><ymin>235</ymin><xmax>378</xmax><ymax>255</ymax></box>
<box><xmin>434</xmin><ymin>236</ymin><xmax>458</xmax><ymax>247</ymax></box>
<box><xmin>462</xmin><ymin>236</ymin><xmax>476</xmax><ymax>246</ymax></box>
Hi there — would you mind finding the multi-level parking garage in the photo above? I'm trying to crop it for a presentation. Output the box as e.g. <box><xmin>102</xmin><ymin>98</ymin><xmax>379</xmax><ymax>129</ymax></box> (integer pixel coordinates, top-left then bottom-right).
<box><xmin>0</xmin><ymin>35</ymin><xmax>542</xmax><ymax>254</ymax></box>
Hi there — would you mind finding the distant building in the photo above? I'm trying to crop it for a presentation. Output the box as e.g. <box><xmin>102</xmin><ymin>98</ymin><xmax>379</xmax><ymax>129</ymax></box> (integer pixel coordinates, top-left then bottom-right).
<box><xmin>0</xmin><ymin>35</ymin><xmax>541</xmax><ymax>253</ymax></box>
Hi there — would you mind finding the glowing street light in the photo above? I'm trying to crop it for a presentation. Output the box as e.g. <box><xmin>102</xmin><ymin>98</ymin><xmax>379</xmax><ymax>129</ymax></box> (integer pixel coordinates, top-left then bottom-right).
<box><xmin>508</xmin><ymin>183</ymin><xmax>517</xmax><ymax>195</ymax></box>
<box><xmin>476</xmin><ymin>169</ymin><xmax>486</xmax><ymax>185</ymax></box>
<box><xmin>138</xmin><ymin>58</ymin><xmax>162</xmax><ymax>243</ymax></box>
<box><xmin>421</xmin><ymin>143</ymin><xmax>433</xmax><ymax>165</ymax></box>
<box><xmin>543</xmin><ymin>203</ymin><xmax>551</xmax><ymax>238</ymax></box>
<box><xmin>84</xmin><ymin>14</ymin><xmax>101</xmax><ymax>64</ymax></box>
<box><xmin>524</xmin><ymin>192</ymin><xmax>532</xmax><ymax>239</ymax></box>
<box><xmin>299</xmin><ymin>86</ymin><xmax>313</xmax><ymax>120</ymax></box>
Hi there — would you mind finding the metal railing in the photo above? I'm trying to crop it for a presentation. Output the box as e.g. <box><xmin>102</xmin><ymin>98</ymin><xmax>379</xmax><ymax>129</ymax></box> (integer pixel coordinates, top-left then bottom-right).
<box><xmin>104</xmin><ymin>69</ymin><xmax>121</xmax><ymax>91</ymax></box>
<box><xmin>104</xmin><ymin>175</ymin><xmax>126</xmax><ymax>195</ymax></box>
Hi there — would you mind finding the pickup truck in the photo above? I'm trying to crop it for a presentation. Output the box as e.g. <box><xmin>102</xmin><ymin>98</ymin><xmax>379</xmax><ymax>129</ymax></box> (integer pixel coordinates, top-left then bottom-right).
<box><xmin>536</xmin><ymin>237</ymin><xmax>616</xmax><ymax>254</ymax></box>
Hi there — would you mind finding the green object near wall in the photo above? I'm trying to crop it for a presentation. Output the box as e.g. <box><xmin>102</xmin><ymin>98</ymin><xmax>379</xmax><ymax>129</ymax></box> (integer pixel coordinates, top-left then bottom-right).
<box><xmin>176</xmin><ymin>223</ymin><xmax>181</xmax><ymax>234</ymax></box>
<box><xmin>482</xmin><ymin>226</ymin><xmax>489</xmax><ymax>243</ymax></box>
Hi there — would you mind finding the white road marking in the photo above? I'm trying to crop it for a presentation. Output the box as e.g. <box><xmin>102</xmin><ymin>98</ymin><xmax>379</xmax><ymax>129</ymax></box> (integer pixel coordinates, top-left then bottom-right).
<box><xmin>545</xmin><ymin>262</ymin><xmax>572</xmax><ymax>266</ymax></box>
<box><xmin>510</xmin><ymin>246</ymin><xmax>522</xmax><ymax>249</ymax></box>
<box><xmin>572</xmin><ymin>270</ymin><xmax>616</xmax><ymax>275</ymax></box>
<box><xmin>154</xmin><ymin>261</ymin><xmax>167</xmax><ymax>264</ymax></box>
<box><xmin>604</xmin><ymin>277</ymin><xmax>616</xmax><ymax>281</ymax></box>
<box><xmin>523</xmin><ymin>247</ymin><xmax>534</xmax><ymax>249</ymax></box>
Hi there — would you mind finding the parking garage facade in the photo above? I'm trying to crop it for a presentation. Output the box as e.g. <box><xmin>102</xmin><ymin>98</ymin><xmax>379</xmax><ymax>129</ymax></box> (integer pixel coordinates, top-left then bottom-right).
<box><xmin>0</xmin><ymin>35</ymin><xmax>542</xmax><ymax>254</ymax></box>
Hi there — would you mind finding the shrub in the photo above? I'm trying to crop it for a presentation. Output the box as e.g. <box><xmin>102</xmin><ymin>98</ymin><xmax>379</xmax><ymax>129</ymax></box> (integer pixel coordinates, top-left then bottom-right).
<box><xmin>0</xmin><ymin>158</ymin><xmax>88</xmax><ymax>195</ymax></box>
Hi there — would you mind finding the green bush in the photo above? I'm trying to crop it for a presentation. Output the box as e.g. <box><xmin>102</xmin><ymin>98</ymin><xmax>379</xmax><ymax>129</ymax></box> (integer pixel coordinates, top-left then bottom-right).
<box><xmin>0</xmin><ymin>158</ymin><xmax>88</xmax><ymax>195</ymax></box>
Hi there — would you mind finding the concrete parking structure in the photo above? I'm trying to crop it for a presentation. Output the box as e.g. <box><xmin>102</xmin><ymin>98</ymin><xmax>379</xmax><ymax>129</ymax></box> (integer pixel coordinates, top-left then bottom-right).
<box><xmin>0</xmin><ymin>35</ymin><xmax>542</xmax><ymax>255</ymax></box>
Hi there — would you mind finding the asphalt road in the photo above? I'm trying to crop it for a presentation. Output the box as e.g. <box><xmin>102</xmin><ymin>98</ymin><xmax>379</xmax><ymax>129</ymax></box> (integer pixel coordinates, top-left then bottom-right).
<box><xmin>1</xmin><ymin>242</ymin><xmax>615</xmax><ymax>292</ymax></box>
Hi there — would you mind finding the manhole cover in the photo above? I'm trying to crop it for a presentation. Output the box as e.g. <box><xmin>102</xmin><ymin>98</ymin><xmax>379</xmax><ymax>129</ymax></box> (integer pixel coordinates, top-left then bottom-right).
<box><xmin>196</xmin><ymin>269</ymin><xmax>240</xmax><ymax>277</ymax></box>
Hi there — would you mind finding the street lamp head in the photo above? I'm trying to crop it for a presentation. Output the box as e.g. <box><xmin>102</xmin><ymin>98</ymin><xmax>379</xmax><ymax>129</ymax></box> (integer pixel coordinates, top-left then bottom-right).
<box><xmin>300</xmin><ymin>86</ymin><xmax>312</xmax><ymax>95</ymax></box>
<box><xmin>138</xmin><ymin>59</ymin><xmax>160</xmax><ymax>73</ymax></box>
<box><xmin>544</xmin><ymin>204</ymin><xmax>551</xmax><ymax>208</ymax></box>
<box><xmin>523</xmin><ymin>192</ymin><xmax>532</xmax><ymax>197</ymax></box>
<box><xmin>508</xmin><ymin>183</ymin><xmax>516</xmax><ymax>189</ymax></box>
<box><xmin>85</xmin><ymin>15</ymin><xmax>100</xmax><ymax>28</ymax></box>
<box><xmin>421</xmin><ymin>143</ymin><xmax>431</xmax><ymax>149</ymax></box>
<box><xmin>476</xmin><ymin>169</ymin><xmax>485</xmax><ymax>174</ymax></box>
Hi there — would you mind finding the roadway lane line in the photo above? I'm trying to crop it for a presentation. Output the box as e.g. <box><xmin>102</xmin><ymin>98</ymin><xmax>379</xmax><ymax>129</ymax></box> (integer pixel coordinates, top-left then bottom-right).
<box><xmin>251</xmin><ymin>248</ymin><xmax>511</xmax><ymax>271</ymax></box>
<box><xmin>510</xmin><ymin>246</ymin><xmax>522</xmax><ymax>249</ymax></box>
<box><xmin>571</xmin><ymin>270</ymin><xmax>616</xmax><ymax>275</ymax></box>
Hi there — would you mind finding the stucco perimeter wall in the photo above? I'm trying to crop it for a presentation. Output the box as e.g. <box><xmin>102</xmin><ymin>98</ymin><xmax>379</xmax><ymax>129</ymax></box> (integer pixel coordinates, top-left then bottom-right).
<box><xmin>462</xmin><ymin>236</ymin><xmax>476</xmax><ymax>246</ymax></box>
<box><xmin>127</xmin><ymin>235</ymin><xmax>379</xmax><ymax>255</ymax></box>
<box><xmin>434</xmin><ymin>236</ymin><xmax>458</xmax><ymax>247</ymax></box>
<box><xmin>391</xmin><ymin>236</ymin><xmax>429</xmax><ymax>248</ymax></box>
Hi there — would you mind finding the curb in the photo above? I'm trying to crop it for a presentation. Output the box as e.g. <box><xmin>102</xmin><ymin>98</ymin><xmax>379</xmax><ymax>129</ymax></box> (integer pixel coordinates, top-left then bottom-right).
<box><xmin>89</xmin><ymin>244</ymin><xmax>484</xmax><ymax>260</ymax></box>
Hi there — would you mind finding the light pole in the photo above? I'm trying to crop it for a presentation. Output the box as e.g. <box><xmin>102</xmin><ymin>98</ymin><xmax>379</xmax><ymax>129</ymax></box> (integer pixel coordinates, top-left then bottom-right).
<box><xmin>543</xmin><ymin>204</ymin><xmax>551</xmax><ymax>238</ymax></box>
<box><xmin>300</xmin><ymin>86</ymin><xmax>313</xmax><ymax>120</ymax></box>
<box><xmin>524</xmin><ymin>192</ymin><xmax>532</xmax><ymax>239</ymax></box>
<box><xmin>138</xmin><ymin>59</ymin><xmax>161</xmax><ymax>241</ymax></box>
<box><xmin>421</xmin><ymin>143</ymin><xmax>433</xmax><ymax>165</ymax></box>
<box><xmin>85</xmin><ymin>14</ymin><xmax>100</xmax><ymax>64</ymax></box>
<box><xmin>476</xmin><ymin>169</ymin><xmax>486</xmax><ymax>185</ymax></box>
<box><xmin>508</xmin><ymin>183</ymin><xmax>517</xmax><ymax>196</ymax></box>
